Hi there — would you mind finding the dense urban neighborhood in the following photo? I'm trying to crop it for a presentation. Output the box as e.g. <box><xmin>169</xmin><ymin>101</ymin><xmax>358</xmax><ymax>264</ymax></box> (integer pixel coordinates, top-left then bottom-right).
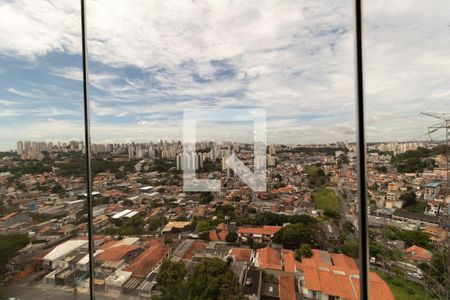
<box><xmin>0</xmin><ymin>140</ymin><xmax>448</xmax><ymax>299</ymax></box>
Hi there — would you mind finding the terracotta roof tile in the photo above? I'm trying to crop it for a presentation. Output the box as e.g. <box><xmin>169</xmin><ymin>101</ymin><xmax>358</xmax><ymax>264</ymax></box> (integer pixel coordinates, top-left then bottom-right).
<box><xmin>281</xmin><ymin>249</ymin><xmax>296</xmax><ymax>273</ymax></box>
<box><xmin>298</xmin><ymin>249</ymin><xmax>395</xmax><ymax>300</ymax></box>
<box><xmin>404</xmin><ymin>245</ymin><xmax>432</xmax><ymax>261</ymax></box>
<box><xmin>125</xmin><ymin>242</ymin><xmax>170</xmax><ymax>278</ymax></box>
<box><xmin>96</xmin><ymin>245</ymin><xmax>141</xmax><ymax>262</ymax></box>
<box><xmin>229</xmin><ymin>248</ymin><xmax>253</xmax><ymax>262</ymax></box>
<box><xmin>279</xmin><ymin>274</ymin><xmax>296</xmax><ymax>300</ymax></box>
<box><xmin>258</xmin><ymin>247</ymin><xmax>282</xmax><ymax>271</ymax></box>
<box><xmin>183</xmin><ymin>241</ymin><xmax>206</xmax><ymax>260</ymax></box>
<box><xmin>209</xmin><ymin>230</ymin><xmax>220</xmax><ymax>241</ymax></box>
<box><xmin>238</xmin><ymin>226</ymin><xmax>282</xmax><ymax>236</ymax></box>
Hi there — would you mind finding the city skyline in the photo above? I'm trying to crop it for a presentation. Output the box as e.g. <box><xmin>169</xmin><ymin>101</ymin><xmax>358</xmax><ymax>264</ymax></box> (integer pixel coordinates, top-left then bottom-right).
<box><xmin>4</xmin><ymin>137</ymin><xmax>443</xmax><ymax>153</ymax></box>
<box><xmin>0</xmin><ymin>0</ymin><xmax>449</xmax><ymax>149</ymax></box>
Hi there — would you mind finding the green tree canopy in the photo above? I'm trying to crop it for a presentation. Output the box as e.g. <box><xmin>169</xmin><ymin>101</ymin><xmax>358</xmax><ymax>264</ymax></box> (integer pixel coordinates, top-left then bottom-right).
<box><xmin>295</xmin><ymin>243</ymin><xmax>313</xmax><ymax>260</ymax></box>
<box><xmin>187</xmin><ymin>258</ymin><xmax>245</xmax><ymax>300</ymax></box>
<box><xmin>225</xmin><ymin>230</ymin><xmax>238</xmax><ymax>243</ymax></box>
<box><xmin>196</xmin><ymin>220</ymin><xmax>210</xmax><ymax>233</ymax></box>
<box><xmin>155</xmin><ymin>259</ymin><xmax>187</xmax><ymax>300</ymax></box>
<box><xmin>420</xmin><ymin>247</ymin><xmax>450</xmax><ymax>299</ymax></box>
<box><xmin>273</xmin><ymin>223</ymin><xmax>315</xmax><ymax>250</ymax></box>
<box><xmin>0</xmin><ymin>233</ymin><xmax>29</xmax><ymax>268</ymax></box>
<box><xmin>155</xmin><ymin>258</ymin><xmax>244</xmax><ymax>300</ymax></box>
<box><xmin>400</xmin><ymin>191</ymin><xmax>417</xmax><ymax>207</ymax></box>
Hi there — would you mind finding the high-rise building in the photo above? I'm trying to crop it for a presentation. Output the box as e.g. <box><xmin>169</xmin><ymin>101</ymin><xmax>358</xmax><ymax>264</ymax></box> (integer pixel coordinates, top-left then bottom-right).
<box><xmin>268</xmin><ymin>144</ymin><xmax>276</xmax><ymax>155</ymax></box>
<box><xmin>267</xmin><ymin>154</ymin><xmax>276</xmax><ymax>167</ymax></box>
<box><xmin>176</xmin><ymin>153</ymin><xmax>204</xmax><ymax>170</ymax></box>
<box><xmin>16</xmin><ymin>141</ymin><xmax>23</xmax><ymax>155</ymax></box>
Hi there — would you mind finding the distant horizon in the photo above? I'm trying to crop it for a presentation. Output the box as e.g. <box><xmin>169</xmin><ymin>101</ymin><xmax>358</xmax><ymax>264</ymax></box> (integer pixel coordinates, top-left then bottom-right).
<box><xmin>3</xmin><ymin>138</ymin><xmax>442</xmax><ymax>152</ymax></box>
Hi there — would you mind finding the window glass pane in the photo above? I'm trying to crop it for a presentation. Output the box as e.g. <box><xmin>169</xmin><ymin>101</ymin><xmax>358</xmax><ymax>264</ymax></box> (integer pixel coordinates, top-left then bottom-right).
<box><xmin>365</xmin><ymin>1</ymin><xmax>450</xmax><ymax>299</ymax></box>
<box><xmin>0</xmin><ymin>1</ymin><xmax>90</xmax><ymax>299</ymax></box>
<box><xmin>85</xmin><ymin>1</ymin><xmax>376</xmax><ymax>299</ymax></box>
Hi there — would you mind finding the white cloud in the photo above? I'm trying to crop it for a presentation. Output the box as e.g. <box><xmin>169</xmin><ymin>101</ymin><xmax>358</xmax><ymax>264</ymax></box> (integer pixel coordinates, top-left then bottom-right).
<box><xmin>0</xmin><ymin>0</ymin><xmax>449</xmax><ymax>145</ymax></box>
<box><xmin>52</xmin><ymin>67</ymin><xmax>83</xmax><ymax>81</ymax></box>
<box><xmin>7</xmin><ymin>87</ymin><xmax>35</xmax><ymax>97</ymax></box>
<box><xmin>0</xmin><ymin>0</ymin><xmax>81</xmax><ymax>59</ymax></box>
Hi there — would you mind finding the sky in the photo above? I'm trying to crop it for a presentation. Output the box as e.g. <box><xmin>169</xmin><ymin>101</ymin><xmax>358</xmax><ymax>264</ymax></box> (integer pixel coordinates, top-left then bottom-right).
<box><xmin>0</xmin><ymin>0</ymin><xmax>449</xmax><ymax>150</ymax></box>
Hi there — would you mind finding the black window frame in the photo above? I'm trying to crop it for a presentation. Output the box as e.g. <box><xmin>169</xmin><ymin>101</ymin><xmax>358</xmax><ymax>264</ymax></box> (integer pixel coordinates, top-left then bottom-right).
<box><xmin>79</xmin><ymin>0</ymin><xmax>370</xmax><ymax>299</ymax></box>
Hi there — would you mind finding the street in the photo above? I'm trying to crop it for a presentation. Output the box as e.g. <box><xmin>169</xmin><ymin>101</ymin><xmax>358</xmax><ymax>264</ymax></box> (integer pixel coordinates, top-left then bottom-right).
<box><xmin>5</xmin><ymin>286</ymin><xmax>142</xmax><ymax>300</ymax></box>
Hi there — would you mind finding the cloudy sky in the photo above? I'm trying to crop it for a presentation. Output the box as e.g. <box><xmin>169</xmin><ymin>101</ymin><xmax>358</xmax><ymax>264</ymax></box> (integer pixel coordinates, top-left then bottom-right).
<box><xmin>0</xmin><ymin>0</ymin><xmax>449</xmax><ymax>150</ymax></box>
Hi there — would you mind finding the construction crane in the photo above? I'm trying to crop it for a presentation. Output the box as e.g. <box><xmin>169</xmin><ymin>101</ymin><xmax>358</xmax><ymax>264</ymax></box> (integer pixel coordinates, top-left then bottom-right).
<box><xmin>421</xmin><ymin>112</ymin><xmax>450</xmax><ymax>218</ymax></box>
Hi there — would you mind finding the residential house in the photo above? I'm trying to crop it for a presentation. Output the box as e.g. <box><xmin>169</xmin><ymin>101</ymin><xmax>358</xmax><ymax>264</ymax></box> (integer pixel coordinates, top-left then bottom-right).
<box><xmin>424</xmin><ymin>181</ymin><xmax>441</xmax><ymax>201</ymax></box>
<box><xmin>297</xmin><ymin>249</ymin><xmax>395</xmax><ymax>300</ymax></box>
<box><xmin>125</xmin><ymin>241</ymin><xmax>170</xmax><ymax>278</ymax></box>
<box><xmin>238</xmin><ymin>226</ymin><xmax>282</xmax><ymax>243</ymax></box>
<box><xmin>404</xmin><ymin>245</ymin><xmax>432</xmax><ymax>262</ymax></box>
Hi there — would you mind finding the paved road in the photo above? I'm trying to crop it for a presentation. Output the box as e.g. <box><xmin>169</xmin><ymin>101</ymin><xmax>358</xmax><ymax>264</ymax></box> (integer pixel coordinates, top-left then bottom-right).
<box><xmin>370</xmin><ymin>265</ymin><xmax>425</xmax><ymax>286</ymax></box>
<box><xmin>5</xmin><ymin>286</ymin><xmax>141</xmax><ymax>300</ymax></box>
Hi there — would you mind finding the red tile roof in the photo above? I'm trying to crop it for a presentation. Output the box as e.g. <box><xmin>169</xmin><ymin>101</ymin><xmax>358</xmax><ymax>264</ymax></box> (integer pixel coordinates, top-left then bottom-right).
<box><xmin>209</xmin><ymin>230</ymin><xmax>220</xmax><ymax>241</ymax></box>
<box><xmin>238</xmin><ymin>225</ymin><xmax>282</xmax><ymax>236</ymax></box>
<box><xmin>216</xmin><ymin>223</ymin><xmax>226</xmax><ymax>231</ymax></box>
<box><xmin>404</xmin><ymin>245</ymin><xmax>432</xmax><ymax>261</ymax></box>
<box><xmin>258</xmin><ymin>247</ymin><xmax>282</xmax><ymax>271</ymax></box>
<box><xmin>297</xmin><ymin>249</ymin><xmax>395</xmax><ymax>300</ymax></box>
<box><xmin>281</xmin><ymin>249</ymin><xmax>296</xmax><ymax>273</ymax></box>
<box><xmin>183</xmin><ymin>241</ymin><xmax>207</xmax><ymax>260</ymax></box>
<box><xmin>13</xmin><ymin>264</ymin><xmax>35</xmax><ymax>283</ymax></box>
<box><xmin>0</xmin><ymin>212</ymin><xmax>18</xmax><ymax>221</ymax></box>
<box><xmin>96</xmin><ymin>245</ymin><xmax>141</xmax><ymax>262</ymax></box>
<box><xmin>229</xmin><ymin>248</ymin><xmax>253</xmax><ymax>262</ymax></box>
<box><xmin>125</xmin><ymin>242</ymin><xmax>170</xmax><ymax>278</ymax></box>
<box><xmin>209</xmin><ymin>229</ymin><xmax>229</xmax><ymax>241</ymax></box>
<box><xmin>279</xmin><ymin>274</ymin><xmax>296</xmax><ymax>300</ymax></box>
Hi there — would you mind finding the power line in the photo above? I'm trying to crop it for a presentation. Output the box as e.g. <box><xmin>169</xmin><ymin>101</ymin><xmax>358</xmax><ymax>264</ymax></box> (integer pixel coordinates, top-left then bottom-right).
<box><xmin>421</xmin><ymin>112</ymin><xmax>450</xmax><ymax>233</ymax></box>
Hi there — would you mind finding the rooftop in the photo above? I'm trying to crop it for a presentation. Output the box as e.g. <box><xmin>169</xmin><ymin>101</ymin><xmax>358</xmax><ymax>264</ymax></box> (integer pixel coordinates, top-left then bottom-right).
<box><xmin>238</xmin><ymin>225</ymin><xmax>282</xmax><ymax>236</ymax></box>
<box><xmin>125</xmin><ymin>242</ymin><xmax>170</xmax><ymax>278</ymax></box>
<box><xmin>43</xmin><ymin>239</ymin><xmax>88</xmax><ymax>262</ymax></box>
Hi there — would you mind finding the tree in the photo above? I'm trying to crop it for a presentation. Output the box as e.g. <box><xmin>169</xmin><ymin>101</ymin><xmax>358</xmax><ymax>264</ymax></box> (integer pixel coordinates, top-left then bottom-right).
<box><xmin>376</xmin><ymin>165</ymin><xmax>388</xmax><ymax>173</ymax></box>
<box><xmin>400</xmin><ymin>191</ymin><xmax>416</xmax><ymax>207</ymax></box>
<box><xmin>369</xmin><ymin>241</ymin><xmax>394</xmax><ymax>261</ymax></box>
<box><xmin>155</xmin><ymin>260</ymin><xmax>187</xmax><ymax>300</ymax></box>
<box><xmin>387</xmin><ymin>227</ymin><xmax>430</xmax><ymax>248</ymax></box>
<box><xmin>147</xmin><ymin>217</ymin><xmax>164</xmax><ymax>231</ymax></box>
<box><xmin>196</xmin><ymin>220</ymin><xmax>210</xmax><ymax>233</ymax></box>
<box><xmin>187</xmin><ymin>258</ymin><xmax>245</xmax><ymax>300</ymax></box>
<box><xmin>225</xmin><ymin>230</ymin><xmax>238</xmax><ymax>243</ymax></box>
<box><xmin>198</xmin><ymin>192</ymin><xmax>214</xmax><ymax>204</ymax></box>
<box><xmin>155</xmin><ymin>258</ymin><xmax>244</xmax><ymax>300</ymax></box>
<box><xmin>51</xmin><ymin>183</ymin><xmax>64</xmax><ymax>194</ymax></box>
<box><xmin>420</xmin><ymin>247</ymin><xmax>450</xmax><ymax>300</ymax></box>
<box><xmin>273</xmin><ymin>223</ymin><xmax>315</xmax><ymax>250</ymax></box>
<box><xmin>342</xmin><ymin>239</ymin><xmax>359</xmax><ymax>258</ymax></box>
<box><xmin>118</xmin><ymin>216</ymin><xmax>145</xmax><ymax>236</ymax></box>
<box><xmin>122</xmin><ymin>199</ymin><xmax>134</xmax><ymax>207</ymax></box>
<box><xmin>304</xmin><ymin>165</ymin><xmax>329</xmax><ymax>188</ymax></box>
<box><xmin>295</xmin><ymin>243</ymin><xmax>312</xmax><ymax>260</ymax></box>
<box><xmin>0</xmin><ymin>233</ymin><xmax>29</xmax><ymax>269</ymax></box>
<box><xmin>199</xmin><ymin>231</ymin><xmax>210</xmax><ymax>241</ymax></box>
<box><xmin>337</xmin><ymin>154</ymin><xmax>349</xmax><ymax>168</ymax></box>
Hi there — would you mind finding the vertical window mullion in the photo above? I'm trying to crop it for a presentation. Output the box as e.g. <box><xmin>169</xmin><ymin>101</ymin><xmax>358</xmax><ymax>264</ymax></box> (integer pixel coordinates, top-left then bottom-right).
<box><xmin>354</xmin><ymin>0</ymin><xmax>370</xmax><ymax>299</ymax></box>
<box><xmin>80</xmin><ymin>0</ymin><xmax>96</xmax><ymax>299</ymax></box>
